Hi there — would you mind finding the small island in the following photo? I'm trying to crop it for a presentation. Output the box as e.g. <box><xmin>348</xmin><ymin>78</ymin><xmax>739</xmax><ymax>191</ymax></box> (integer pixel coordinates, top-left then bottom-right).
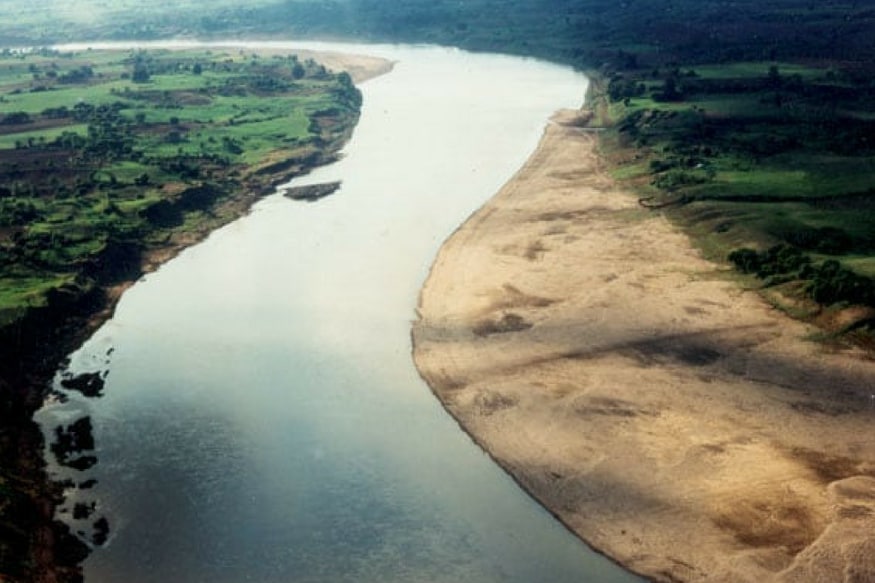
<box><xmin>283</xmin><ymin>180</ymin><xmax>342</xmax><ymax>202</ymax></box>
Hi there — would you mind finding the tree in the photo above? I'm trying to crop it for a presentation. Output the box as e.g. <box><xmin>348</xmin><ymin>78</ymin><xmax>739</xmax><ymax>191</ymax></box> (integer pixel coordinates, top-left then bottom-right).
<box><xmin>2</xmin><ymin>111</ymin><xmax>32</xmax><ymax>125</ymax></box>
<box><xmin>661</xmin><ymin>76</ymin><xmax>682</xmax><ymax>101</ymax></box>
<box><xmin>132</xmin><ymin>63</ymin><xmax>151</xmax><ymax>83</ymax></box>
<box><xmin>608</xmin><ymin>77</ymin><xmax>645</xmax><ymax>102</ymax></box>
<box><xmin>767</xmin><ymin>65</ymin><xmax>781</xmax><ymax>88</ymax></box>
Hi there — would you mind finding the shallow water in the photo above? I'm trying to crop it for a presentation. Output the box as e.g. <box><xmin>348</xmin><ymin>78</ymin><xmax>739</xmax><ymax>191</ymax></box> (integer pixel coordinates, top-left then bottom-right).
<box><xmin>38</xmin><ymin>42</ymin><xmax>642</xmax><ymax>583</ymax></box>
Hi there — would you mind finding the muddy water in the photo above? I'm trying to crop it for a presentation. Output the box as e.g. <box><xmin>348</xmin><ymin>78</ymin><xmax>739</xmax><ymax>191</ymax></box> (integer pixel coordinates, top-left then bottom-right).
<box><xmin>38</xmin><ymin>42</ymin><xmax>641</xmax><ymax>583</ymax></box>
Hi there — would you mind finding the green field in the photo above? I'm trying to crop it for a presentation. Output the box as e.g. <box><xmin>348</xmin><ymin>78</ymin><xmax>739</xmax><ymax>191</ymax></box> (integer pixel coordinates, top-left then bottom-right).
<box><xmin>0</xmin><ymin>47</ymin><xmax>361</xmax><ymax>316</ymax></box>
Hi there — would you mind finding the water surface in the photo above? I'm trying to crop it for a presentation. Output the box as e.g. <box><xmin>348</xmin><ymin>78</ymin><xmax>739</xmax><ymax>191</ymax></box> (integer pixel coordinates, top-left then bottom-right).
<box><xmin>39</xmin><ymin>42</ymin><xmax>641</xmax><ymax>583</ymax></box>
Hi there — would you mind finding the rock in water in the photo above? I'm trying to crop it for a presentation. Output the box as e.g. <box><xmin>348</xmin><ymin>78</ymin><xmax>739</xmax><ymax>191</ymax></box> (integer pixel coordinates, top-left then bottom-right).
<box><xmin>283</xmin><ymin>181</ymin><xmax>342</xmax><ymax>202</ymax></box>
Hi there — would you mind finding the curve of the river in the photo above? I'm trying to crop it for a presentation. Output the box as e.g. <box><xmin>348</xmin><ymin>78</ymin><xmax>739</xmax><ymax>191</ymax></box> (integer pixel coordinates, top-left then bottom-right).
<box><xmin>38</xmin><ymin>41</ymin><xmax>641</xmax><ymax>583</ymax></box>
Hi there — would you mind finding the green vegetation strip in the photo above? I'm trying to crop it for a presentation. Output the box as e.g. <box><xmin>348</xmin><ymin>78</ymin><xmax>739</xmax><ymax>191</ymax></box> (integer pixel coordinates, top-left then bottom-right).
<box><xmin>0</xmin><ymin>47</ymin><xmax>361</xmax><ymax>317</ymax></box>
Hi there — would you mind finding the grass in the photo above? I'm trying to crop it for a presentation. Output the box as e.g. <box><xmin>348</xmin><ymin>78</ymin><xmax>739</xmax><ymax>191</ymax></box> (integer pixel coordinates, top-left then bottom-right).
<box><xmin>843</xmin><ymin>257</ymin><xmax>875</xmax><ymax>278</ymax></box>
<box><xmin>0</xmin><ymin>124</ymin><xmax>88</xmax><ymax>149</ymax></box>
<box><xmin>690</xmin><ymin>62</ymin><xmax>823</xmax><ymax>80</ymax></box>
<box><xmin>1</xmin><ymin>82</ymin><xmax>131</xmax><ymax>111</ymax></box>
<box><xmin>690</xmin><ymin>169</ymin><xmax>812</xmax><ymax>198</ymax></box>
<box><xmin>0</xmin><ymin>273</ymin><xmax>76</xmax><ymax>324</ymax></box>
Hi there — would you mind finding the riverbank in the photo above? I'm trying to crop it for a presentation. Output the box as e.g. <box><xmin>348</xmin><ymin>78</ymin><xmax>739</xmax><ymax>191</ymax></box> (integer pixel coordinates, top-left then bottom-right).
<box><xmin>0</xmin><ymin>48</ymin><xmax>391</xmax><ymax>583</ymax></box>
<box><xmin>412</xmin><ymin>108</ymin><xmax>875</xmax><ymax>582</ymax></box>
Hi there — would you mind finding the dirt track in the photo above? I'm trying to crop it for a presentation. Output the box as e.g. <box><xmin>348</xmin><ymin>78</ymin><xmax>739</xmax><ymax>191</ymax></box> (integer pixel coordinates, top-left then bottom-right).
<box><xmin>413</xmin><ymin>109</ymin><xmax>875</xmax><ymax>582</ymax></box>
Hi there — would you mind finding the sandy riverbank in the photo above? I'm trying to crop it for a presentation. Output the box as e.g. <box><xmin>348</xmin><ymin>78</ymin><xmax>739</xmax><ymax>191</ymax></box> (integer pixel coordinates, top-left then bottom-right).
<box><xmin>285</xmin><ymin>49</ymin><xmax>394</xmax><ymax>83</ymax></box>
<box><xmin>222</xmin><ymin>47</ymin><xmax>393</xmax><ymax>83</ymax></box>
<box><xmin>412</xmin><ymin>109</ymin><xmax>875</xmax><ymax>582</ymax></box>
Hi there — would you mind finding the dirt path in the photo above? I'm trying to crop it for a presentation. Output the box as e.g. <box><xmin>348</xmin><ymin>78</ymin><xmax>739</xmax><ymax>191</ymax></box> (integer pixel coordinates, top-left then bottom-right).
<box><xmin>412</xmin><ymin>109</ymin><xmax>875</xmax><ymax>582</ymax></box>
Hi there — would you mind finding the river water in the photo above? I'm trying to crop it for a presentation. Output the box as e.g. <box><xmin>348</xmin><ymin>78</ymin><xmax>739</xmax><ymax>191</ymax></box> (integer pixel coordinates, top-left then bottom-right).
<box><xmin>38</xmin><ymin>42</ymin><xmax>641</xmax><ymax>583</ymax></box>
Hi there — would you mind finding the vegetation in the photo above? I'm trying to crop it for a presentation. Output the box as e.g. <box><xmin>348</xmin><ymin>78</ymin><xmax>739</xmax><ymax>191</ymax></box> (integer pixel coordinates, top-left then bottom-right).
<box><xmin>597</xmin><ymin>58</ymin><xmax>875</xmax><ymax>339</ymax></box>
<box><xmin>0</xmin><ymin>47</ymin><xmax>360</xmax><ymax>327</ymax></box>
<box><xmin>729</xmin><ymin>245</ymin><xmax>875</xmax><ymax>307</ymax></box>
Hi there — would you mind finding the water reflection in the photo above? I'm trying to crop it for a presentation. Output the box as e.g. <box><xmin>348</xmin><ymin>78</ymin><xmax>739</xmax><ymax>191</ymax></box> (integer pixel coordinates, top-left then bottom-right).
<box><xmin>42</xmin><ymin>362</ymin><xmax>109</xmax><ymax>548</ymax></box>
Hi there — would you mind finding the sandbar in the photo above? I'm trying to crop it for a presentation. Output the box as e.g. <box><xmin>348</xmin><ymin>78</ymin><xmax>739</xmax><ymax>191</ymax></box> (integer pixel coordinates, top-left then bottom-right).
<box><xmin>412</xmin><ymin>108</ymin><xmax>875</xmax><ymax>582</ymax></box>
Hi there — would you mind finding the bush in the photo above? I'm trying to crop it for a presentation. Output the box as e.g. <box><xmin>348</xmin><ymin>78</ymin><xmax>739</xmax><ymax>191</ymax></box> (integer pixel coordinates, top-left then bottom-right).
<box><xmin>729</xmin><ymin>245</ymin><xmax>874</xmax><ymax>307</ymax></box>
<box><xmin>649</xmin><ymin>158</ymin><xmax>679</xmax><ymax>173</ymax></box>
<box><xmin>652</xmin><ymin>169</ymin><xmax>709</xmax><ymax>191</ymax></box>
<box><xmin>806</xmin><ymin>260</ymin><xmax>875</xmax><ymax>306</ymax></box>
<box><xmin>728</xmin><ymin>247</ymin><xmax>760</xmax><ymax>273</ymax></box>
<box><xmin>729</xmin><ymin>244</ymin><xmax>810</xmax><ymax>278</ymax></box>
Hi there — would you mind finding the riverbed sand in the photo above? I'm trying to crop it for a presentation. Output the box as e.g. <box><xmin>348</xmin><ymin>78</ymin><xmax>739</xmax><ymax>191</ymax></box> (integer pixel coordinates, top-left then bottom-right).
<box><xmin>412</xmin><ymin>109</ymin><xmax>875</xmax><ymax>582</ymax></box>
<box><xmin>303</xmin><ymin>50</ymin><xmax>394</xmax><ymax>83</ymax></box>
<box><xmin>244</xmin><ymin>48</ymin><xmax>394</xmax><ymax>83</ymax></box>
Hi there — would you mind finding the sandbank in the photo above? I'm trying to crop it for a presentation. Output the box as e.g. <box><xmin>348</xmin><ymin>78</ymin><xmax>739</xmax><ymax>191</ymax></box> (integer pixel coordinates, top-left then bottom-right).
<box><xmin>244</xmin><ymin>47</ymin><xmax>394</xmax><ymax>83</ymax></box>
<box><xmin>412</xmin><ymin>109</ymin><xmax>875</xmax><ymax>582</ymax></box>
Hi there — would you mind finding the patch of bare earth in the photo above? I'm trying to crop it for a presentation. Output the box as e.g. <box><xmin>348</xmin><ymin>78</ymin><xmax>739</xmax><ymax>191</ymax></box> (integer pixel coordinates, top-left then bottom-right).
<box><xmin>412</xmin><ymin>109</ymin><xmax>875</xmax><ymax>582</ymax></box>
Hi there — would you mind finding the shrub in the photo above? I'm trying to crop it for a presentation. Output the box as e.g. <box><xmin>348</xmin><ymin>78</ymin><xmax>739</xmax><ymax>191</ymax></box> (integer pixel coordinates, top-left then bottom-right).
<box><xmin>806</xmin><ymin>260</ymin><xmax>875</xmax><ymax>306</ymax></box>
<box><xmin>729</xmin><ymin>245</ymin><xmax>874</xmax><ymax>307</ymax></box>
<box><xmin>728</xmin><ymin>247</ymin><xmax>760</xmax><ymax>273</ymax></box>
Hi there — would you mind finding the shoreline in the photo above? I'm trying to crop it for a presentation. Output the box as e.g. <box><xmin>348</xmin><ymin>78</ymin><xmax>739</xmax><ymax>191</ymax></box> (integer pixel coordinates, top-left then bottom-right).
<box><xmin>412</xmin><ymin>108</ymin><xmax>875</xmax><ymax>582</ymax></box>
<box><xmin>0</xmin><ymin>48</ymin><xmax>392</xmax><ymax>583</ymax></box>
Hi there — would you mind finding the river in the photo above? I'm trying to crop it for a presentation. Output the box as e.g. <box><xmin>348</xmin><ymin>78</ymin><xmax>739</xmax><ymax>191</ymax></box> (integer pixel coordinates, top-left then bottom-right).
<box><xmin>37</xmin><ymin>41</ymin><xmax>641</xmax><ymax>583</ymax></box>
